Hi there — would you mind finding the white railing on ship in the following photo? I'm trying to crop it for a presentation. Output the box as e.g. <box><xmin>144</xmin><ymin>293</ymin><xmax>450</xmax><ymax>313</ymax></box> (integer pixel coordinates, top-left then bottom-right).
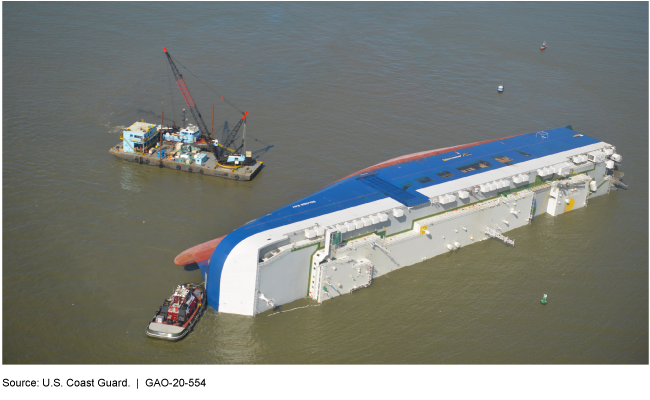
<box><xmin>323</xmin><ymin>256</ymin><xmax>353</xmax><ymax>266</ymax></box>
<box><xmin>336</xmin><ymin>234</ymin><xmax>382</xmax><ymax>254</ymax></box>
<box><xmin>385</xmin><ymin>231</ymin><xmax>420</xmax><ymax>247</ymax></box>
<box><xmin>416</xmin><ymin>197</ymin><xmax>502</xmax><ymax>228</ymax></box>
<box><xmin>258</xmin><ymin>247</ymin><xmax>291</xmax><ymax>268</ymax></box>
<box><xmin>484</xmin><ymin>227</ymin><xmax>515</xmax><ymax>246</ymax></box>
<box><xmin>291</xmin><ymin>238</ymin><xmax>321</xmax><ymax>251</ymax></box>
<box><xmin>530</xmin><ymin>182</ymin><xmax>552</xmax><ymax>192</ymax></box>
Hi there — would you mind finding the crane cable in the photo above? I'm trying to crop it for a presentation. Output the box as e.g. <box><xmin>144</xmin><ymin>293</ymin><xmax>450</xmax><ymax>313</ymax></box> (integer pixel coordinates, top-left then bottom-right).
<box><xmin>164</xmin><ymin>56</ymin><xmax>177</xmax><ymax>126</ymax></box>
<box><xmin>169</xmin><ymin>53</ymin><xmax>246</xmax><ymax>116</ymax></box>
<box><xmin>163</xmin><ymin>52</ymin><xmax>272</xmax><ymax>155</ymax></box>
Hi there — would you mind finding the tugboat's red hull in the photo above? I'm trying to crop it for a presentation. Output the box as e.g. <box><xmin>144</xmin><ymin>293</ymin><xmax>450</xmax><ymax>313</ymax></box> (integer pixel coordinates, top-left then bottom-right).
<box><xmin>540</xmin><ymin>46</ymin><xmax>547</xmax><ymax>50</ymax></box>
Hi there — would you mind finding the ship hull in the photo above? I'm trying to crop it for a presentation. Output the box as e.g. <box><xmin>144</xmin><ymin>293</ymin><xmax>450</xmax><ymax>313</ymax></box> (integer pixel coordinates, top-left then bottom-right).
<box><xmin>183</xmin><ymin>126</ymin><xmax>620</xmax><ymax>316</ymax></box>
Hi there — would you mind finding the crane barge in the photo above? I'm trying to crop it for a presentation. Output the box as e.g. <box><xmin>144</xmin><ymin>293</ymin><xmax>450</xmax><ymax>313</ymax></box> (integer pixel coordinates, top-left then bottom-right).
<box><xmin>108</xmin><ymin>47</ymin><xmax>263</xmax><ymax>181</ymax></box>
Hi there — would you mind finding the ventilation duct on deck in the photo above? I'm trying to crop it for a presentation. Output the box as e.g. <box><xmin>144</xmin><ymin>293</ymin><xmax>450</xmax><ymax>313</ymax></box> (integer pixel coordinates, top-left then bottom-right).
<box><xmin>588</xmin><ymin>151</ymin><xmax>606</xmax><ymax>163</ymax></box>
<box><xmin>555</xmin><ymin>163</ymin><xmax>573</xmax><ymax>177</ymax></box>
<box><xmin>305</xmin><ymin>229</ymin><xmax>317</xmax><ymax>239</ymax></box>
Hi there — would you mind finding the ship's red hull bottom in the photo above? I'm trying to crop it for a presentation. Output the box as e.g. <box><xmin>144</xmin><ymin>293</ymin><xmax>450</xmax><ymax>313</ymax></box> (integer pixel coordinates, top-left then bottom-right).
<box><xmin>174</xmin><ymin>236</ymin><xmax>226</xmax><ymax>266</ymax></box>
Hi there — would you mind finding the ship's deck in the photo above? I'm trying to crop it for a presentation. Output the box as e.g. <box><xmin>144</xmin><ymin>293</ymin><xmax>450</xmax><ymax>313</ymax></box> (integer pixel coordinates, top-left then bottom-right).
<box><xmin>147</xmin><ymin>322</ymin><xmax>184</xmax><ymax>334</ymax></box>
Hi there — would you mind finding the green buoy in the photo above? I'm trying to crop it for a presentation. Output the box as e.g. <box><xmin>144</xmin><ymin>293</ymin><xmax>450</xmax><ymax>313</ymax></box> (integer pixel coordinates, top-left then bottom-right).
<box><xmin>540</xmin><ymin>294</ymin><xmax>547</xmax><ymax>305</ymax></box>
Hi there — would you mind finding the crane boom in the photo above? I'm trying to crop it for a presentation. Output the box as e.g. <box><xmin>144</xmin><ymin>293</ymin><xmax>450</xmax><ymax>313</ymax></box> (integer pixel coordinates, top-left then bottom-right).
<box><xmin>163</xmin><ymin>47</ymin><xmax>211</xmax><ymax>142</ymax></box>
<box><xmin>219</xmin><ymin>111</ymin><xmax>248</xmax><ymax>158</ymax></box>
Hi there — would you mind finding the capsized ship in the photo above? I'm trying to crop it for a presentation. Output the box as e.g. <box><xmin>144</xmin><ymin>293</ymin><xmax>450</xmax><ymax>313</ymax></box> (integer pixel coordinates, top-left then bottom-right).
<box><xmin>175</xmin><ymin>126</ymin><xmax>625</xmax><ymax>316</ymax></box>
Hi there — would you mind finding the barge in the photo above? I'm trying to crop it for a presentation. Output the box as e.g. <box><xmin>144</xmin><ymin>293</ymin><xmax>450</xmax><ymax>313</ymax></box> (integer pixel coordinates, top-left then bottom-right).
<box><xmin>109</xmin><ymin>121</ymin><xmax>263</xmax><ymax>181</ymax></box>
<box><xmin>111</xmin><ymin>47</ymin><xmax>265</xmax><ymax>181</ymax></box>
<box><xmin>109</xmin><ymin>143</ymin><xmax>263</xmax><ymax>181</ymax></box>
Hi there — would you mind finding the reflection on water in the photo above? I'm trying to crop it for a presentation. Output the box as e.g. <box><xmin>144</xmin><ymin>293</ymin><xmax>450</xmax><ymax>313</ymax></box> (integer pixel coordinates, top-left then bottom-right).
<box><xmin>120</xmin><ymin>164</ymin><xmax>147</xmax><ymax>193</ymax></box>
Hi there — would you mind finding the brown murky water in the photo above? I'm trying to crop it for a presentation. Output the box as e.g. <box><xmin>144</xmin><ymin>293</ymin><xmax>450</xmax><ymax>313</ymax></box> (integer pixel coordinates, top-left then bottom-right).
<box><xmin>3</xmin><ymin>2</ymin><xmax>647</xmax><ymax>364</ymax></box>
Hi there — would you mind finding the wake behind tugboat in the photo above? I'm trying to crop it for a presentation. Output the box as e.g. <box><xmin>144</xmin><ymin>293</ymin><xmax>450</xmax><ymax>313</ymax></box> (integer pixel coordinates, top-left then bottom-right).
<box><xmin>145</xmin><ymin>282</ymin><xmax>206</xmax><ymax>341</ymax></box>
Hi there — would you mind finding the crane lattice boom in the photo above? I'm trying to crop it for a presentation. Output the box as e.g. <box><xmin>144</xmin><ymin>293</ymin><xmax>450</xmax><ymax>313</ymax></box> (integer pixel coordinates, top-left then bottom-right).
<box><xmin>163</xmin><ymin>47</ymin><xmax>211</xmax><ymax>142</ymax></box>
<box><xmin>219</xmin><ymin>111</ymin><xmax>248</xmax><ymax>158</ymax></box>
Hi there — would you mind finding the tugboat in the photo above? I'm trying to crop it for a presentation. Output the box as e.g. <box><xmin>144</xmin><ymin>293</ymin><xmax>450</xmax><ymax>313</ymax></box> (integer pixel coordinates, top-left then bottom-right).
<box><xmin>145</xmin><ymin>283</ymin><xmax>206</xmax><ymax>341</ymax></box>
<box><xmin>540</xmin><ymin>41</ymin><xmax>547</xmax><ymax>50</ymax></box>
